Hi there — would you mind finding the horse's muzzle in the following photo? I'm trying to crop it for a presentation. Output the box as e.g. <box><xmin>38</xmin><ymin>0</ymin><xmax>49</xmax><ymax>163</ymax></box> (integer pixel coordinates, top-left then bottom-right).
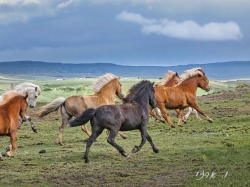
<box><xmin>29</xmin><ymin>104</ymin><xmax>35</xmax><ymax>108</ymax></box>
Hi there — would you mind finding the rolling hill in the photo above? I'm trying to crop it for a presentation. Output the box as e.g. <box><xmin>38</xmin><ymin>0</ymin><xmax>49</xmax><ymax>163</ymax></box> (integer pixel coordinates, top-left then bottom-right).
<box><xmin>0</xmin><ymin>61</ymin><xmax>249</xmax><ymax>80</ymax></box>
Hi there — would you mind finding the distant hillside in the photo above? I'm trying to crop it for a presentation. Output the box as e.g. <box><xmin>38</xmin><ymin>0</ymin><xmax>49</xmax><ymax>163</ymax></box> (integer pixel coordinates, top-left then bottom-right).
<box><xmin>0</xmin><ymin>61</ymin><xmax>249</xmax><ymax>80</ymax></box>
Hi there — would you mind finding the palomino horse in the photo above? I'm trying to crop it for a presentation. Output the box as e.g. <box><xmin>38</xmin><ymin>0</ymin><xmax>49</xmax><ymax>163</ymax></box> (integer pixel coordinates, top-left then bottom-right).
<box><xmin>154</xmin><ymin>68</ymin><xmax>213</xmax><ymax>127</ymax></box>
<box><xmin>69</xmin><ymin>80</ymin><xmax>159</xmax><ymax>163</ymax></box>
<box><xmin>37</xmin><ymin>73</ymin><xmax>126</xmax><ymax>145</ymax></box>
<box><xmin>149</xmin><ymin>70</ymin><xmax>180</xmax><ymax>121</ymax></box>
<box><xmin>1</xmin><ymin>82</ymin><xmax>41</xmax><ymax>133</ymax></box>
<box><xmin>0</xmin><ymin>91</ymin><xmax>30</xmax><ymax>160</ymax></box>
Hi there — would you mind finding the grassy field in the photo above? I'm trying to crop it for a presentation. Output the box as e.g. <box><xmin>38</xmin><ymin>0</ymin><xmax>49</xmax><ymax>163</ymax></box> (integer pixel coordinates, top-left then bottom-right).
<box><xmin>0</xmin><ymin>76</ymin><xmax>250</xmax><ymax>186</ymax></box>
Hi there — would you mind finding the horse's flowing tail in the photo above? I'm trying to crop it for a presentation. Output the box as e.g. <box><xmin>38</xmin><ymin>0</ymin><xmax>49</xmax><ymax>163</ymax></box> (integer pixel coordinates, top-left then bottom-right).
<box><xmin>36</xmin><ymin>97</ymin><xmax>66</xmax><ymax>117</ymax></box>
<box><xmin>69</xmin><ymin>108</ymin><xmax>96</xmax><ymax>127</ymax></box>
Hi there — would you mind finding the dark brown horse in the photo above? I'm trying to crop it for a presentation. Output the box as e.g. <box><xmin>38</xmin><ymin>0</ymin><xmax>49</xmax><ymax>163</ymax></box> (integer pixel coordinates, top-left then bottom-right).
<box><xmin>69</xmin><ymin>80</ymin><xmax>159</xmax><ymax>163</ymax></box>
<box><xmin>37</xmin><ymin>73</ymin><xmax>126</xmax><ymax>145</ymax></box>
<box><xmin>0</xmin><ymin>91</ymin><xmax>29</xmax><ymax>160</ymax></box>
<box><xmin>154</xmin><ymin>68</ymin><xmax>213</xmax><ymax>127</ymax></box>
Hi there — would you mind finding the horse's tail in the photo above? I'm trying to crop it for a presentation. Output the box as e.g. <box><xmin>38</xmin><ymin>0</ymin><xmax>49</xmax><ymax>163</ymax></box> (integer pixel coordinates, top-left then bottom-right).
<box><xmin>37</xmin><ymin>97</ymin><xmax>66</xmax><ymax>117</ymax></box>
<box><xmin>69</xmin><ymin>108</ymin><xmax>96</xmax><ymax>127</ymax></box>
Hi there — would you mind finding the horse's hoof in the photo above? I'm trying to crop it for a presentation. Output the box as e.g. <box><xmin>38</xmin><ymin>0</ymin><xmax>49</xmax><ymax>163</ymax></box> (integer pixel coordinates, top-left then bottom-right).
<box><xmin>59</xmin><ymin>142</ymin><xmax>64</xmax><ymax>146</ymax></box>
<box><xmin>122</xmin><ymin>136</ymin><xmax>128</xmax><ymax>140</ymax></box>
<box><xmin>32</xmin><ymin>128</ymin><xmax>38</xmax><ymax>133</ymax></box>
<box><xmin>209</xmin><ymin>119</ymin><xmax>213</xmax><ymax>123</ymax></box>
<box><xmin>120</xmin><ymin>151</ymin><xmax>128</xmax><ymax>157</ymax></box>
<box><xmin>171</xmin><ymin>125</ymin><xmax>176</xmax><ymax>128</ymax></box>
<box><xmin>153</xmin><ymin>148</ymin><xmax>160</xmax><ymax>153</ymax></box>
<box><xmin>132</xmin><ymin>146</ymin><xmax>139</xmax><ymax>153</ymax></box>
<box><xmin>83</xmin><ymin>157</ymin><xmax>89</xmax><ymax>163</ymax></box>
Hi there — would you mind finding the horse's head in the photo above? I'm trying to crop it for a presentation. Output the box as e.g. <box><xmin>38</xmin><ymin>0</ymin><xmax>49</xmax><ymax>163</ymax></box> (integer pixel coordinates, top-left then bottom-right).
<box><xmin>27</xmin><ymin>87</ymin><xmax>39</xmax><ymax>108</ymax></box>
<box><xmin>160</xmin><ymin>71</ymin><xmax>181</xmax><ymax>87</ymax></box>
<box><xmin>115</xmin><ymin>77</ymin><xmax>124</xmax><ymax>99</ymax></box>
<box><xmin>19</xmin><ymin>94</ymin><xmax>30</xmax><ymax>122</ymax></box>
<box><xmin>197</xmin><ymin>72</ymin><xmax>210</xmax><ymax>92</ymax></box>
<box><xmin>148</xmin><ymin>82</ymin><xmax>157</xmax><ymax>109</ymax></box>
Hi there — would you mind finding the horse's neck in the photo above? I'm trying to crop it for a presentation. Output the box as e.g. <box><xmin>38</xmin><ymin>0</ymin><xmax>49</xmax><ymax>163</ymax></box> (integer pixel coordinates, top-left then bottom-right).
<box><xmin>95</xmin><ymin>84</ymin><xmax>117</xmax><ymax>103</ymax></box>
<box><xmin>179</xmin><ymin>77</ymin><xmax>199</xmax><ymax>93</ymax></box>
<box><xmin>164</xmin><ymin>79</ymin><xmax>176</xmax><ymax>87</ymax></box>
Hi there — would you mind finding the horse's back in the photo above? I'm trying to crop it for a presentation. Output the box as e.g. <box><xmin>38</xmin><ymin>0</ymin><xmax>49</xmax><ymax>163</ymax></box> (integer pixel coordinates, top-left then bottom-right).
<box><xmin>65</xmin><ymin>94</ymin><xmax>109</xmax><ymax>117</ymax></box>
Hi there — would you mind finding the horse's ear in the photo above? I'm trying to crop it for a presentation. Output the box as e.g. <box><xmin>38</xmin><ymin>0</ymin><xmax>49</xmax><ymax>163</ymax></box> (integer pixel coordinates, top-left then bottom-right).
<box><xmin>176</xmin><ymin>72</ymin><xmax>179</xmax><ymax>76</ymax></box>
<box><xmin>35</xmin><ymin>87</ymin><xmax>38</xmax><ymax>92</ymax></box>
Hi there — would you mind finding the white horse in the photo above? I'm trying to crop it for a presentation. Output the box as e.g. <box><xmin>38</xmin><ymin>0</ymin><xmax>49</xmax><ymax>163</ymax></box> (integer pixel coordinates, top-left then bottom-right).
<box><xmin>0</xmin><ymin>82</ymin><xmax>41</xmax><ymax>132</ymax></box>
<box><xmin>12</xmin><ymin>82</ymin><xmax>41</xmax><ymax>108</ymax></box>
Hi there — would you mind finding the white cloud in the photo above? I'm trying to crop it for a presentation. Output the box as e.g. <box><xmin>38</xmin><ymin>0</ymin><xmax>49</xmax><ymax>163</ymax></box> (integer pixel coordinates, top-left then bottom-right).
<box><xmin>116</xmin><ymin>11</ymin><xmax>243</xmax><ymax>41</ymax></box>
<box><xmin>57</xmin><ymin>0</ymin><xmax>80</xmax><ymax>9</ymax></box>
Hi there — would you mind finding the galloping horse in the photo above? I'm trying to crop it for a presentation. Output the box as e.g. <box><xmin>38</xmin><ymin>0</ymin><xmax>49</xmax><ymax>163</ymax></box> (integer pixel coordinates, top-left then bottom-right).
<box><xmin>37</xmin><ymin>73</ymin><xmax>126</xmax><ymax>145</ymax></box>
<box><xmin>154</xmin><ymin>68</ymin><xmax>213</xmax><ymax>127</ymax></box>
<box><xmin>0</xmin><ymin>92</ymin><xmax>30</xmax><ymax>160</ymax></box>
<box><xmin>69</xmin><ymin>80</ymin><xmax>159</xmax><ymax>163</ymax></box>
<box><xmin>150</xmin><ymin>70</ymin><xmax>180</xmax><ymax>121</ymax></box>
<box><xmin>1</xmin><ymin>82</ymin><xmax>41</xmax><ymax>133</ymax></box>
<box><xmin>2</xmin><ymin>82</ymin><xmax>41</xmax><ymax>108</ymax></box>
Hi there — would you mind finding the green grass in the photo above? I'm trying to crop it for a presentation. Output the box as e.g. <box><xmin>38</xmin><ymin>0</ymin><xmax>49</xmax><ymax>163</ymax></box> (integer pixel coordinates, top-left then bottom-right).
<box><xmin>0</xmin><ymin>76</ymin><xmax>250</xmax><ymax>186</ymax></box>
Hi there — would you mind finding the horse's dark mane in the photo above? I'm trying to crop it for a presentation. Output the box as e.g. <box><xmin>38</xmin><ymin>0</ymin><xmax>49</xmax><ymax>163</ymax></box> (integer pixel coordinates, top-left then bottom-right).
<box><xmin>123</xmin><ymin>80</ymin><xmax>152</xmax><ymax>103</ymax></box>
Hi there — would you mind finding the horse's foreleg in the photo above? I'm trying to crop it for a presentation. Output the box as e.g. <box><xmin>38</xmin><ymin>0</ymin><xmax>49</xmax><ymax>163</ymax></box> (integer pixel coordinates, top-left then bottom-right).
<box><xmin>149</xmin><ymin>109</ymin><xmax>165</xmax><ymax>123</ymax></box>
<box><xmin>81</xmin><ymin>125</ymin><xmax>91</xmax><ymax>136</ymax></box>
<box><xmin>132</xmin><ymin>128</ymin><xmax>147</xmax><ymax>153</ymax></box>
<box><xmin>107</xmin><ymin>129</ymin><xmax>127</xmax><ymax>157</ymax></box>
<box><xmin>27</xmin><ymin>116</ymin><xmax>37</xmax><ymax>133</ymax></box>
<box><xmin>146</xmin><ymin>132</ymin><xmax>159</xmax><ymax>153</ymax></box>
<box><xmin>158</xmin><ymin>104</ymin><xmax>175</xmax><ymax>128</ymax></box>
<box><xmin>193</xmin><ymin>109</ymin><xmax>202</xmax><ymax>120</ymax></box>
<box><xmin>118</xmin><ymin>131</ymin><xmax>128</xmax><ymax>139</ymax></box>
<box><xmin>191</xmin><ymin>105</ymin><xmax>213</xmax><ymax>123</ymax></box>
<box><xmin>184</xmin><ymin>107</ymin><xmax>192</xmax><ymax>121</ymax></box>
<box><xmin>84</xmin><ymin>126</ymin><xmax>104</xmax><ymax>163</ymax></box>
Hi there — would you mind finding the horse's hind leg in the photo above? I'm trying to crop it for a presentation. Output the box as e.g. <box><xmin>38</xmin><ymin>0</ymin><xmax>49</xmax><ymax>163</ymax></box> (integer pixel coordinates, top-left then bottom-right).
<box><xmin>5</xmin><ymin>133</ymin><xmax>17</xmax><ymax>157</ymax></box>
<box><xmin>146</xmin><ymin>132</ymin><xmax>159</xmax><ymax>153</ymax></box>
<box><xmin>59</xmin><ymin>105</ymin><xmax>72</xmax><ymax>145</ymax></box>
<box><xmin>107</xmin><ymin>129</ymin><xmax>127</xmax><ymax>157</ymax></box>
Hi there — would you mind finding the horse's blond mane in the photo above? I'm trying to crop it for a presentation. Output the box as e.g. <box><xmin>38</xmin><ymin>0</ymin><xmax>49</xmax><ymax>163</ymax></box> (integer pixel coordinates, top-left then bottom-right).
<box><xmin>93</xmin><ymin>73</ymin><xmax>118</xmax><ymax>93</ymax></box>
<box><xmin>0</xmin><ymin>91</ymin><xmax>24</xmax><ymax>105</ymax></box>
<box><xmin>176</xmin><ymin>68</ymin><xmax>203</xmax><ymax>85</ymax></box>
<box><xmin>159</xmin><ymin>70</ymin><xmax>178</xmax><ymax>86</ymax></box>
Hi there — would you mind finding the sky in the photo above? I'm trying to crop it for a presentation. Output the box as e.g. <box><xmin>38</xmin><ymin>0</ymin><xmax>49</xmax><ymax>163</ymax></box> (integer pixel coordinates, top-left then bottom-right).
<box><xmin>0</xmin><ymin>0</ymin><xmax>249</xmax><ymax>66</ymax></box>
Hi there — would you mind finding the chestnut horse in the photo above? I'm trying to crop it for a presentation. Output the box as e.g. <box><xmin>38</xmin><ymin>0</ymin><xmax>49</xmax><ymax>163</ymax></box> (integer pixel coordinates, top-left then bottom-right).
<box><xmin>149</xmin><ymin>70</ymin><xmax>180</xmax><ymax>121</ymax></box>
<box><xmin>37</xmin><ymin>73</ymin><xmax>126</xmax><ymax>145</ymax></box>
<box><xmin>0</xmin><ymin>91</ymin><xmax>29</xmax><ymax>160</ymax></box>
<box><xmin>154</xmin><ymin>68</ymin><xmax>213</xmax><ymax>127</ymax></box>
<box><xmin>69</xmin><ymin>80</ymin><xmax>159</xmax><ymax>163</ymax></box>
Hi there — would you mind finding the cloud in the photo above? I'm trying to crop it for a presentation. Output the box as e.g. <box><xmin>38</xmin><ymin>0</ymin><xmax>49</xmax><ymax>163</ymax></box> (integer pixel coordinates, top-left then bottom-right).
<box><xmin>57</xmin><ymin>0</ymin><xmax>80</xmax><ymax>9</ymax></box>
<box><xmin>116</xmin><ymin>11</ymin><xmax>243</xmax><ymax>41</ymax></box>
